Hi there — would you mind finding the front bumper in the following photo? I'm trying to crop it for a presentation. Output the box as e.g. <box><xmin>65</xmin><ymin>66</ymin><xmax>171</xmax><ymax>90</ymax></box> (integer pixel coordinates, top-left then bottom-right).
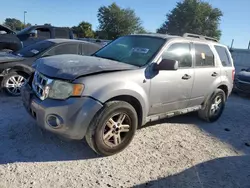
<box><xmin>21</xmin><ymin>83</ymin><xmax>103</xmax><ymax>140</ymax></box>
<box><xmin>233</xmin><ymin>80</ymin><xmax>250</xmax><ymax>94</ymax></box>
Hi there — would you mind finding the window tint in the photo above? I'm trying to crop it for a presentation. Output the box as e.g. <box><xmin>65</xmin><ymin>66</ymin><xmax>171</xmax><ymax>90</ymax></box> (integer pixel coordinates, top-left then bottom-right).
<box><xmin>194</xmin><ymin>44</ymin><xmax>214</xmax><ymax>67</ymax></box>
<box><xmin>214</xmin><ymin>45</ymin><xmax>232</xmax><ymax>67</ymax></box>
<box><xmin>46</xmin><ymin>43</ymin><xmax>79</xmax><ymax>56</ymax></box>
<box><xmin>82</xmin><ymin>43</ymin><xmax>101</xmax><ymax>55</ymax></box>
<box><xmin>30</xmin><ymin>28</ymin><xmax>51</xmax><ymax>39</ymax></box>
<box><xmin>55</xmin><ymin>28</ymin><xmax>69</xmax><ymax>38</ymax></box>
<box><xmin>163</xmin><ymin>43</ymin><xmax>192</xmax><ymax>68</ymax></box>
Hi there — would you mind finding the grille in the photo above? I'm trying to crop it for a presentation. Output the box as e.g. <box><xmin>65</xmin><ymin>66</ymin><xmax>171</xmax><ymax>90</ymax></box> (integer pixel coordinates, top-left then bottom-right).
<box><xmin>235</xmin><ymin>80</ymin><xmax>250</xmax><ymax>92</ymax></box>
<box><xmin>32</xmin><ymin>71</ymin><xmax>53</xmax><ymax>100</ymax></box>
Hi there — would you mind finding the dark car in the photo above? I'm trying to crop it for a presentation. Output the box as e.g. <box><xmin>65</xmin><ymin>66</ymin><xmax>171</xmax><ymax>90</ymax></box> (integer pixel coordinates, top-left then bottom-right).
<box><xmin>234</xmin><ymin>68</ymin><xmax>250</xmax><ymax>95</ymax></box>
<box><xmin>16</xmin><ymin>25</ymin><xmax>74</xmax><ymax>48</ymax></box>
<box><xmin>0</xmin><ymin>24</ymin><xmax>22</xmax><ymax>52</ymax></box>
<box><xmin>0</xmin><ymin>39</ymin><xmax>101</xmax><ymax>96</ymax></box>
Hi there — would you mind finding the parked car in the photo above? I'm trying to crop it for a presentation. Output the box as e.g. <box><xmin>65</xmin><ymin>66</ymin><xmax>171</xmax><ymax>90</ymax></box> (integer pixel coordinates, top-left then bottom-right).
<box><xmin>16</xmin><ymin>25</ymin><xmax>74</xmax><ymax>48</ymax></box>
<box><xmin>233</xmin><ymin>67</ymin><xmax>250</xmax><ymax>95</ymax></box>
<box><xmin>21</xmin><ymin>33</ymin><xmax>235</xmax><ymax>156</ymax></box>
<box><xmin>0</xmin><ymin>39</ymin><xmax>101</xmax><ymax>96</ymax></box>
<box><xmin>0</xmin><ymin>24</ymin><xmax>22</xmax><ymax>52</ymax></box>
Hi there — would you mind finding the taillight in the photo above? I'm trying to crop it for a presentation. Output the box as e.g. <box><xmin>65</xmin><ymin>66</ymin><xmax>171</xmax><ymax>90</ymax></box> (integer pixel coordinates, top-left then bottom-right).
<box><xmin>232</xmin><ymin>69</ymin><xmax>235</xmax><ymax>80</ymax></box>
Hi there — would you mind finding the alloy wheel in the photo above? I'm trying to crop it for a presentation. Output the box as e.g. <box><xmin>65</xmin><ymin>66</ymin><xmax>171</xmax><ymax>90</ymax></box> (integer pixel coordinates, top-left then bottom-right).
<box><xmin>5</xmin><ymin>75</ymin><xmax>26</xmax><ymax>96</ymax></box>
<box><xmin>102</xmin><ymin>113</ymin><xmax>131</xmax><ymax>147</ymax></box>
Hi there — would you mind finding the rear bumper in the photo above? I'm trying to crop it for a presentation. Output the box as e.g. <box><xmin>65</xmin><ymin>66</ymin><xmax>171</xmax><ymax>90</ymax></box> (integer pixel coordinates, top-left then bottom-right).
<box><xmin>21</xmin><ymin>83</ymin><xmax>103</xmax><ymax>140</ymax></box>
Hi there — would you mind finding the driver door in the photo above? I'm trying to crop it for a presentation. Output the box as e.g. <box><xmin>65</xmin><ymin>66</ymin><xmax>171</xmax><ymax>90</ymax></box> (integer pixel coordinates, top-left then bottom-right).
<box><xmin>149</xmin><ymin>42</ymin><xmax>194</xmax><ymax>115</ymax></box>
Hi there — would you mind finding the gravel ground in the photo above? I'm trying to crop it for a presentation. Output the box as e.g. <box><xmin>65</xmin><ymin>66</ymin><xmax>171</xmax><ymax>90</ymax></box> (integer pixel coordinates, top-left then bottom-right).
<box><xmin>0</xmin><ymin>92</ymin><xmax>250</xmax><ymax>188</ymax></box>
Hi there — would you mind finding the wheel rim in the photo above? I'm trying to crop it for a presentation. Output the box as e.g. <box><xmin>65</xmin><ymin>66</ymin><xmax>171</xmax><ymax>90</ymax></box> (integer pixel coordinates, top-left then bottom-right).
<box><xmin>102</xmin><ymin>113</ymin><xmax>131</xmax><ymax>148</ymax></box>
<box><xmin>5</xmin><ymin>75</ymin><xmax>26</xmax><ymax>95</ymax></box>
<box><xmin>210</xmin><ymin>95</ymin><xmax>223</xmax><ymax>116</ymax></box>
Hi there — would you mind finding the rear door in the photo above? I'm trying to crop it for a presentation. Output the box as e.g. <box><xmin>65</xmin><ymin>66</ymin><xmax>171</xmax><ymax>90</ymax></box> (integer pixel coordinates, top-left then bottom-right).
<box><xmin>214</xmin><ymin>45</ymin><xmax>234</xmax><ymax>94</ymax></box>
<box><xmin>188</xmin><ymin>43</ymin><xmax>221</xmax><ymax>107</ymax></box>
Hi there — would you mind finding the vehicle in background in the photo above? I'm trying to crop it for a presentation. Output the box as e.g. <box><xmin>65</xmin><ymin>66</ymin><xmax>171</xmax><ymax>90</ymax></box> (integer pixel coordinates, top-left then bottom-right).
<box><xmin>230</xmin><ymin>48</ymin><xmax>250</xmax><ymax>74</ymax></box>
<box><xmin>0</xmin><ymin>39</ymin><xmax>101</xmax><ymax>96</ymax></box>
<box><xmin>21</xmin><ymin>33</ymin><xmax>234</xmax><ymax>156</ymax></box>
<box><xmin>0</xmin><ymin>24</ymin><xmax>22</xmax><ymax>52</ymax></box>
<box><xmin>16</xmin><ymin>25</ymin><xmax>74</xmax><ymax>48</ymax></box>
<box><xmin>233</xmin><ymin>67</ymin><xmax>250</xmax><ymax>95</ymax></box>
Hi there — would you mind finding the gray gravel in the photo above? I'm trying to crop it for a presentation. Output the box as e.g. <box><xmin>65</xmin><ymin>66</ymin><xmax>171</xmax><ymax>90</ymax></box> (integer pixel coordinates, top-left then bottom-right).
<box><xmin>0</xmin><ymin>92</ymin><xmax>250</xmax><ymax>188</ymax></box>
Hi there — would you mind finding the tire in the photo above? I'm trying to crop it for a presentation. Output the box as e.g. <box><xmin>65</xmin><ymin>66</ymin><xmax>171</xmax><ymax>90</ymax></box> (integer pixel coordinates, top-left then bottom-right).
<box><xmin>85</xmin><ymin>101</ymin><xmax>138</xmax><ymax>156</ymax></box>
<box><xmin>1</xmin><ymin>71</ymin><xmax>28</xmax><ymax>96</ymax></box>
<box><xmin>198</xmin><ymin>89</ymin><xmax>226</xmax><ymax>123</ymax></box>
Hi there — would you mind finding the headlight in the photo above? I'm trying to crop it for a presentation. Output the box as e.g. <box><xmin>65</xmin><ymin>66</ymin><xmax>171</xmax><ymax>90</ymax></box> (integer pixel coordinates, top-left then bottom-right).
<box><xmin>49</xmin><ymin>80</ymin><xmax>84</xmax><ymax>100</ymax></box>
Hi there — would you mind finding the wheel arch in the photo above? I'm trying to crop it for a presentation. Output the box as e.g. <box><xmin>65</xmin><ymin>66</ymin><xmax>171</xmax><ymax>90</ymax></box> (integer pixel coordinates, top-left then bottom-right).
<box><xmin>106</xmin><ymin>95</ymin><xmax>144</xmax><ymax>127</ymax></box>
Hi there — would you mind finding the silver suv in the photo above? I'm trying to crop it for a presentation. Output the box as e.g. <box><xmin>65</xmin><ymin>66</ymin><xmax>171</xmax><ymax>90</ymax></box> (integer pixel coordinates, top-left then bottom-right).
<box><xmin>21</xmin><ymin>33</ymin><xmax>235</xmax><ymax>156</ymax></box>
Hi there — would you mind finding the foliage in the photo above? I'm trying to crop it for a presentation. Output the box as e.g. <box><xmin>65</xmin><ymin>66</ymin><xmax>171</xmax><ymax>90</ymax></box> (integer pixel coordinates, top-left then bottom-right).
<box><xmin>97</xmin><ymin>3</ymin><xmax>146</xmax><ymax>40</ymax></box>
<box><xmin>3</xmin><ymin>18</ymin><xmax>32</xmax><ymax>31</ymax></box>
<box><xmin>72</xmin><ymin>21</ymin><xmax>95</xmax><ymax>38</ymax></box>
<box><xmin>157</xmin><ymin>0</ymin><xmax>223</xmax><ymax>39</ymax></box>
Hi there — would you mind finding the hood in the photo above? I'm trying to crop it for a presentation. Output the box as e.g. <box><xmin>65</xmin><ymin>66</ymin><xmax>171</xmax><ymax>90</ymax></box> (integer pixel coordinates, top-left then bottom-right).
<box><xmin>35</xmin><ymin>54</ymin><xmax>138</xmax><ymax>80</ymax></box>
<box><xmin>0</xmin><ymin>52</ymin><xmax>25</xmax><ymax>63</ymax></box>
<box><xmin>237</xmin><ymin>70</ymin><xmax>250</xmax><ymax>82</ymax></box>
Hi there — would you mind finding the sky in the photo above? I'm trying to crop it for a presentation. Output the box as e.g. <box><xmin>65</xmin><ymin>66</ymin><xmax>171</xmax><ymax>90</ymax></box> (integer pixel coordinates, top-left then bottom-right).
<box><xmin>1</xmin><ymin>0</ymin><xmax>249</xmax><ymax>48</ymax></box>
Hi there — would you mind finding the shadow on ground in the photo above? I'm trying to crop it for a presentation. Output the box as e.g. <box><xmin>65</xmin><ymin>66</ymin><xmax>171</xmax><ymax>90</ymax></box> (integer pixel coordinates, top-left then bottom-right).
<box><xmin>0</xmin><ymin>94</ymin><xmax>99</xmax><ymax>164</ymax></box>
<box><xmin>142</xmin><ymin>94</ymin><xmax>250</xmax><ymax>155</ymax></box>
<box><xmin>135</xmin><ymin>155</ymin><xmax>250</xmax><ymax>188</ymax></box>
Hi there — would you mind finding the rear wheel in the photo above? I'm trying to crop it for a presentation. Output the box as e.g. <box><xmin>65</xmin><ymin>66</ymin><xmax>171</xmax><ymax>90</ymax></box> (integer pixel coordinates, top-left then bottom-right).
<box><xmin>198</xmin><ymin>89</ymin><xmax>226</xmax><ymax>122</ymax></box>
<box><xmin>85</xmin><ymin>101</ymin><xmax>138</xmax><ymax>156</ymax></box>
<box><xmin>2</xmin><ymin>71</ymin><xmax>28</xmax><ymax>96</ymax></box>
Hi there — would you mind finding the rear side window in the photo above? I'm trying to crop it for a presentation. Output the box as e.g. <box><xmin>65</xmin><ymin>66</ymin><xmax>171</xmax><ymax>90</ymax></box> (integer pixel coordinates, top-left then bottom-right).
<box><xmin>55</xmin><ymin>28</ymin><xmax>69</xmax><ymax>38</ymax></box>
<box><xmin>194</xmin><ymin>44</ymin><xmax>214</xmax><ymax>67</ymax></box>
<box><xmin>214</xmin><ymin>45</ymin><xmax>232</xmax><ymax>67</ymax></box>
<box><xmin>81</xmin><ymin>43</ymin><xmax>101</xmax><ymax>55</ymax></box>
<box><xmin>46</xmin><ymin>43</ymin><xmax>79</xmax><ymax>56</ymax></box>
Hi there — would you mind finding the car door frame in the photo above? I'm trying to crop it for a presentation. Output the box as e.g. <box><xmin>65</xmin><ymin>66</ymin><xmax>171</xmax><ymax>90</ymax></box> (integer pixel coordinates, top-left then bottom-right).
<box><xmin>41</xmin><ymin>42</ymin><xmax>81</xmax><ymax>57</ymax></box>
<box><xmin>148</xmin><ymin>38</ymin><xmax>195</xmax><ymax>115</ymax></box>
<box><xmin>187</xmin><ymin>41</ymin><xmax>222</xmax><ymax>107</ymax></box>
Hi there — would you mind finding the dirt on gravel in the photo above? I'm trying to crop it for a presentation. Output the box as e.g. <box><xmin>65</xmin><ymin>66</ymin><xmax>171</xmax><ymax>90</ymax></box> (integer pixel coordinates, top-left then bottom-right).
<box><xmin>0</xmin><ymin>92</ymin><xmax>250</xmax><ymax>188</ymax></box>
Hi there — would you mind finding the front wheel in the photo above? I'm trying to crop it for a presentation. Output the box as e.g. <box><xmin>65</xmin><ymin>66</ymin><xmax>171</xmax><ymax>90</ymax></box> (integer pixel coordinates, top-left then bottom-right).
<box><xmin>198</xmin><ymin>89</ymin><xmax>226</xmax><ymax>122</ymax></box>
<box><xmin>2</xmin><ymin>71</ymin><xmax>28</xmax><ymax>96</ymax></box>
<box><xmin>85</xmin><ymin>101</ymin><xmax>138</xmax><ymax>156</ymax></box>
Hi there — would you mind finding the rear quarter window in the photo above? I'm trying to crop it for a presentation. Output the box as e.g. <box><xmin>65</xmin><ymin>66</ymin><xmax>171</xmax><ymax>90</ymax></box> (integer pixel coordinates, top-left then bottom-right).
<box><xmin>214</xmin><ymin>45</ymin><xmax>232</xmax><ymax>67</ymax></box>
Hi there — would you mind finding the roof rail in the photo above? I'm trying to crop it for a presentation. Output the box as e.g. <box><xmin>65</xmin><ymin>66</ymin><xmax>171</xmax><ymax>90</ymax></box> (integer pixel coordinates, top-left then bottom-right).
<box><xmin>183</xmin><ymin>33</ymin><xmax>218</xmax><ymax>42</ymax></box>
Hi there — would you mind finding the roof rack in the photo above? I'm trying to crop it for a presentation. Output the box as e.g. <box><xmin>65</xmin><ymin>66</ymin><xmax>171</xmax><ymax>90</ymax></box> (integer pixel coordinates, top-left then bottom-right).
<box><xmin>183</xmin><ymin>33</ymin><xmax>218</xmax><ymax>42</ymax></box>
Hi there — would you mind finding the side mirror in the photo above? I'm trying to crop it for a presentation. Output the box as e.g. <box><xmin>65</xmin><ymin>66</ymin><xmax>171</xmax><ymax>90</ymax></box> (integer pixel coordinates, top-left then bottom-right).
<box><xmin>154</xmin><ymin>58</ymin><xmax>178</xmax><ymax>71</ymax></box>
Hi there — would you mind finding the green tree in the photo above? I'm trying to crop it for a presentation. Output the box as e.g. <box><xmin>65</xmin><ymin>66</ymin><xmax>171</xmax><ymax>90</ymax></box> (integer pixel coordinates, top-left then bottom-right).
<box><xmin>157</xmin><ymin>0</ymin><xmax>223</xmax><ymax>39</ymax></box>
<box><xmin>97</xmin><ymin>3</ymin><xmax>145</xmax><ymax>39</ymax></box>
<box><xmin>4</xmin><ymin>18</ymin><xmax>23</xmax><ymax>31</ymax></box>
<box><xmin>72</xmin><ymin>21</ymin><xmax>94</xmax><ymax>38</ymax></box>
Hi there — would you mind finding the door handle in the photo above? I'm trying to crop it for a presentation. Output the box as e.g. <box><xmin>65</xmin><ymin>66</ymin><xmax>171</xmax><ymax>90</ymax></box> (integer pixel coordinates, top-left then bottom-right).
<box><xmin>182</xmin><ymin>74</ymin><xmax>191</xmax><ymax>80</ymax></box>
<box><xmin>211</xmin><ymin>72</ymin><xmax>218</xmax><ymax>77</ymax></box>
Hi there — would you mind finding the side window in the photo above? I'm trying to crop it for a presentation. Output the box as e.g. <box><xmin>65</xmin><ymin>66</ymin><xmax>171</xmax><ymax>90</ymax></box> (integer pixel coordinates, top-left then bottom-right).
<box><xmin>82</xmin><ymin>43</ymin><xmax>101</xmax><ymax>55</ymax></box>
<box><xmin>194</xmin><ymin>44</ymin><xmax>214</xmax><ymax>67</ymax></box>
<box><xmin>163</xmin><ymin>43</ymin><xmax>192</xmax><ymax>68</ymax></box>
<box><xmin>30</xmin><ymin>28</ymin><xmax>51</xmax><ymax>39</ymax></box>
<box><xmin>55</xmin><ymin>28</ymin><xmax>69</xmax><ymax>38</ymax></box>
<box><xmin>46</xmin><ymin>43</ymin><xmax>79</xmax><ymax>56</ymax></box>
<box><xmin>214</xmin><ymin>45</ymin><xmax>232</xmax><ymax>67</ymax></box>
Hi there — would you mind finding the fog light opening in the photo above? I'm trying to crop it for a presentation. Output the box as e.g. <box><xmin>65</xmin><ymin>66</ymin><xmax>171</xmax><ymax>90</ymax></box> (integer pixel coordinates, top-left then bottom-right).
<box><xmin>46</xmin><ymin>115</ymin><xmax>63</xmax><ymax>129</ymax></box>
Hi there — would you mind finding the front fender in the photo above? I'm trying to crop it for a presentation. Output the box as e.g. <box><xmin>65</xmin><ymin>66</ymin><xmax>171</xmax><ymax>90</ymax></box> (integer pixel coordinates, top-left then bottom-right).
<box><xmin>10</xmin><ymin>64</ymin><xmax>34</xmax><ymax>76</ymax></box>
<box><xmin>88</xmin><ymin>81</ymin><xmax>150</xmax><ymax>123</ymax></box>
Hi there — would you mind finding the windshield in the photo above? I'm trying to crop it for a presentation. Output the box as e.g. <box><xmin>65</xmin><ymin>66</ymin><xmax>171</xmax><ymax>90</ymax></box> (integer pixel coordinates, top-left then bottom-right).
<box><xmin>13</xmin><ymin>40</ymin><xmax>54</xmax><ymax>57</ymax></box>
<box><xmin>93</xmin><ymin>36</ymin><xmax>166</xmax><ymax>66</ymax></box>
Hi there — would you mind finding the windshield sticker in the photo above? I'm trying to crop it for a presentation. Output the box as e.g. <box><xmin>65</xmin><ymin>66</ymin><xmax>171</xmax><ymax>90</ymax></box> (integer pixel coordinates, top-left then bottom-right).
<box><xmin>30</xmin><ymin>49</ymin><xmax>39</xmax><ymax>54</ymax></box>
<box><xmin>132</xmin><ymin>47</ymin><xmax>149</xmax><ymax>54</ymax></box>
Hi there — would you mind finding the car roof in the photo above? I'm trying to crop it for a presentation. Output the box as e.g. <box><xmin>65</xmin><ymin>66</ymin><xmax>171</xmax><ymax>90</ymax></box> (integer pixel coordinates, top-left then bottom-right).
<box><xmin>44</xmin><ymin>39</ymin><xmax>102</xmax><ymax>47</ymax></box>
<box><xmin>130</xmin><ymin>33</ymin><xmax>225</xmax><ymax>47</ymax></box>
